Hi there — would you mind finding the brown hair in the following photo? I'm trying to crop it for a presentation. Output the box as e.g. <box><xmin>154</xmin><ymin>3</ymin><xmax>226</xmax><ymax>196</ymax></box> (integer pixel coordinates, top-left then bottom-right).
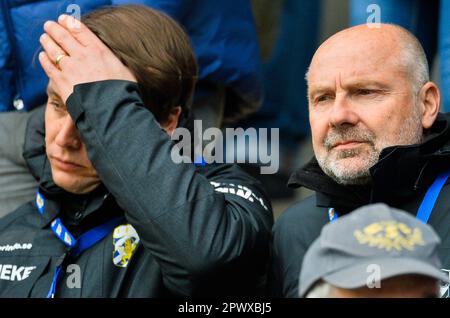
<box><xmin>82</xmin><ymin>5</ymin><xmax>198</xmax><ymax>124</ymax></box>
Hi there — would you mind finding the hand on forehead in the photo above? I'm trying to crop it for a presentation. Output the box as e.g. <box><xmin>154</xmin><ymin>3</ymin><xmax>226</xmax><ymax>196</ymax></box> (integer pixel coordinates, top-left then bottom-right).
<box><xmin>39</xmin><ymin>14</ymin><xmax>136</xmax><ymax>103</ymax></box>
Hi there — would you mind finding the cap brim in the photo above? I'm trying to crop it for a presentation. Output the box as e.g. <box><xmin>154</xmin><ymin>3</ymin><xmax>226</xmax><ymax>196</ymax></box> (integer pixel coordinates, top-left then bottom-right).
<box><xmin>323</xmin><ymin>257</ymin><xmax>450</xmax><ymax>290</ymax></box>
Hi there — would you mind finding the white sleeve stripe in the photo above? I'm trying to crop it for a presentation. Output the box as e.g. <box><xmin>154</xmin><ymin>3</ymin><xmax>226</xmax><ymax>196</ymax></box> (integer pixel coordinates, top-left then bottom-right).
<box><xmin>210</xmin><ymin>181</ymin><xmax>269</xmax><ymax>211</ymax></box>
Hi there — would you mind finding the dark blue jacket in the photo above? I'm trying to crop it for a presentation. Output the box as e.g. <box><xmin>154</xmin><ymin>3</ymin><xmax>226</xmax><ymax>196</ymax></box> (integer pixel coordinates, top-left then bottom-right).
<box><xmin>0</xmin><ymin>0</ymin><xmax>263</xmax><ymax>117</ymax></box>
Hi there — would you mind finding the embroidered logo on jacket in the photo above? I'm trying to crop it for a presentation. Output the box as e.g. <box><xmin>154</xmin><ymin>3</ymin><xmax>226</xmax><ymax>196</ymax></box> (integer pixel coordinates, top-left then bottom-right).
<box><xmin>112</xmin><ymin>224</ymin><xmax>140</xmax><ymax>268</ymax></box>
<box><xmin>0</xmin><ymin>264</ymin><xmax>36</xmax><ymax>281</ymax></box>
<box><xmin>36</xmin><ymin>192</ymin><xmax>45</xmax><ymax>215</ymax></box>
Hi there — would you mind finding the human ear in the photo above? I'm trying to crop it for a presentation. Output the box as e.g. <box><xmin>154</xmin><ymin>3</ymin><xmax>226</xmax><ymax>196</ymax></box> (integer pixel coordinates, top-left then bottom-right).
<box><xmin>162</xmin><ymin>106</ymin><xmax>182</xmax><ymax>136</ymax></box>
<box><xmin>419</xmin><ymin>82</ymin><xmax>440</xmax><ymax>129</ymax></box>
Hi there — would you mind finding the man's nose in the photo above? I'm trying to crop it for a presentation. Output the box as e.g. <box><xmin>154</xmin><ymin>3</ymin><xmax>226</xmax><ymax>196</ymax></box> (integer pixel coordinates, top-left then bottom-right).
<box><xmin>55</xmin><ymin>115</ymin><xmax>81</xmax><ymax>149</ymax></box>
<box><xmin>328</xmin><ymin>93</ymin><xmax>359</xmax><ymax>127</ymax></box>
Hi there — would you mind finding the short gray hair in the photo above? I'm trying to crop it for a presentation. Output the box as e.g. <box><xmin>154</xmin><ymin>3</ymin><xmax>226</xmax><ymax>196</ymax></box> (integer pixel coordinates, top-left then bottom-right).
<box><xmin>395</xmin><ymin>25</ymin><xmax>430</xmax><ymax>94</ymax></box>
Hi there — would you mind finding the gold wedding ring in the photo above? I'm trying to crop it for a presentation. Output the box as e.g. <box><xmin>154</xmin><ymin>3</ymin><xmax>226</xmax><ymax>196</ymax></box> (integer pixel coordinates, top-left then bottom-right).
<box><xmin>54</xmin><ymin>54</ymin><xmax>67</xmax><ymax>69</ymax></box>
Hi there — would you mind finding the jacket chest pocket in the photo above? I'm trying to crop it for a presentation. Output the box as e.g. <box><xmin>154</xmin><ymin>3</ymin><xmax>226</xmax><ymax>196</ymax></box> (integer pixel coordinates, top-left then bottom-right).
<box><xmin>0</xmin><ymin>255</ymin><xmax>51</xmax><ymax>298</ymax></box>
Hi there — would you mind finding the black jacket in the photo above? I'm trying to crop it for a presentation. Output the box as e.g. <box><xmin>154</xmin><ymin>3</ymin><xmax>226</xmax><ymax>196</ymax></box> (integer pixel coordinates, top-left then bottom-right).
<box><xmin>0</xmin><ymin>80</ymin><xmax>273</xmax><ymax>297</ymax></box>
<box><xmin>271</xmin><ymin>113</ymin><xmax>450</xmax><ymax>297</ymax></box>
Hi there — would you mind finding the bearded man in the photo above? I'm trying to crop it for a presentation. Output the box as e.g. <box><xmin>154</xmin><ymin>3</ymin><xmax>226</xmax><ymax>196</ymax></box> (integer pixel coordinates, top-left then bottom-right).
<box><xmin>271</xmin><ymin>24</ymin><xmax>450</xmax><ymax>298</ymax></box>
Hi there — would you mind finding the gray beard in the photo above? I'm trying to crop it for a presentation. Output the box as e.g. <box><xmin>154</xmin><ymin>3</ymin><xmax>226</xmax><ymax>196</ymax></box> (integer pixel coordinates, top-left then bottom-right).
<box><xmin>318</xmin><ymin>141</ymin><xmax>379</xmax><ymax>186</ymax></box>
<box><xmin>316</xmin><ymin>109</ymin><xmax>423</xmax><ymax>186</ymax></box>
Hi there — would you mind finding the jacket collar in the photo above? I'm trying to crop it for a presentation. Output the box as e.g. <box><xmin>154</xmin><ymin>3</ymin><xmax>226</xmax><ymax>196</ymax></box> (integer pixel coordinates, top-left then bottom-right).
<box><xmin>288</xmin><ymin>113</ymin><xmax>450</xmax><ymax>212</ymax></box>
<box><xmin>35</xmin><ymin>185</ymin><xmax>112</xmax><ymax>229</ymax></box>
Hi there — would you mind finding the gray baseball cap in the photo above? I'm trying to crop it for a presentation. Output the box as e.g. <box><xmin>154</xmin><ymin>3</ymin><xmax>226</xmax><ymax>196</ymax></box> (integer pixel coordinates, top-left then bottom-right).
<box><xmin>299</xmin><ymin>203</ymin><xmax>450</xmax><ymax>297</ymax></box>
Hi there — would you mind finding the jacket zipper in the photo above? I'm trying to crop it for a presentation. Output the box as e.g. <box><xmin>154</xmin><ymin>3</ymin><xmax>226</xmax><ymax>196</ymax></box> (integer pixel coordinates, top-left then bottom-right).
<box><xmin>413</xmin><ymin>160</ymin><xmax>431</xmax><ymax>191</ymax></box>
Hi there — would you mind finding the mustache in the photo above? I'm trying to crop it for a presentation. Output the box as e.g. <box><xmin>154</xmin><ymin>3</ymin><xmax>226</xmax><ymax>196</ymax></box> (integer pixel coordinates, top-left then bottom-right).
<box><xmin>324</xmin><ymin>126</ymin><xmax>376</xmax><ymax>150</ymax></box>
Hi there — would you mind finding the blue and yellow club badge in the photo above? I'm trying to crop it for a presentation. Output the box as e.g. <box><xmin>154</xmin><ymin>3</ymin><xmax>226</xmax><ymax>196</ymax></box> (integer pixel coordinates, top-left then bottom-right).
<box><xmin>112</xmin><ymin>224</ymin><xmax>140</xmax><ymax>268</ymax></box>
<box><xmin>36</xmin><ymin>192</ymin><xmax>45</xmax><ymax>215</ymax></box>
<box><xmin>354</xmin><ymin>220</ymin><xmax>425</xmax><ymax>251</ymax></box>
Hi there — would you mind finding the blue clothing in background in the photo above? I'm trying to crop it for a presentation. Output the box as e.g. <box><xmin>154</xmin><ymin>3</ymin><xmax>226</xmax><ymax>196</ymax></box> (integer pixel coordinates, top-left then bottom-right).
<box><xmin>242</xmin><ymin>0</ymin><xmax>321</xmax><ymax>147</ymax></box>
<box><xmin>0</xmin><ymin>0</ymin><xmax>263</xmax><ymax>119</ymax></box>
<box><xmin>0</xmin><ymin>0</ymin><xmax>110</xmax><ymax>112</ymax></box>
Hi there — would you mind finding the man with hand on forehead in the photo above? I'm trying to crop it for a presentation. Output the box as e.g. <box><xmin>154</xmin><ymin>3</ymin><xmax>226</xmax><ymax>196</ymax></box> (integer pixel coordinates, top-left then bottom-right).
<box><xmin>0</xmin><ymin>6</ymin><xmax>272</xmax><ymax>297</ymax></box>
<box><xmin>271</xmin><ymin>23</ymin><xmax>450</xmax><ymax>298</ymax></box>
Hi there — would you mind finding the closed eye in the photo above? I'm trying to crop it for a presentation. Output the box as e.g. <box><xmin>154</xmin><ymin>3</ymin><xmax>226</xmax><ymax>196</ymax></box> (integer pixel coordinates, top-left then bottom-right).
<box><xmin>47</xmin><ymin>97</ymin><xmax>66</xmax><ymax>112</ymax></box>
<box><xmin>50</xmin><ymin>100</ymin><xmax>61</xmax><ymax>108</ymax></box>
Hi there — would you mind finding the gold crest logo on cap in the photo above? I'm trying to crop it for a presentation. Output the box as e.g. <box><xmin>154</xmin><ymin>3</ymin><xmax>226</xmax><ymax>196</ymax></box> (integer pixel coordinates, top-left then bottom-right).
<box><xmin>354</xmin><ymin>221</ymin><xmax>425</xmax><ymax>251</ymax></box>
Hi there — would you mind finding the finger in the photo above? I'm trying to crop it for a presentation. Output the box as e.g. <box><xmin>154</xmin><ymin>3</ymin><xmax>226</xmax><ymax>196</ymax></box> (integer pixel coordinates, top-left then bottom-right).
<box><xmin>58</xmin><ymin>14</ymin><xmax>101</xmax><ymax>47</ymax></box>
<box><xmin>39</xmin><ymin>52</ymin><xmax>73</xmax><ymax>103</ymax></box>
<box><xmin>39</xmin><ymin>51</ymin><xmax>60</xmax><ymax>78</ymax></box>
<box><xmin>43</xmin><ymin>20</ymin><xmax>83</xmax><ymax>55</ymax></box>
<box><xmin>39</xmin><ymin>33</ymin><xmax>68</xmax><ymax>69</ymax></box>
